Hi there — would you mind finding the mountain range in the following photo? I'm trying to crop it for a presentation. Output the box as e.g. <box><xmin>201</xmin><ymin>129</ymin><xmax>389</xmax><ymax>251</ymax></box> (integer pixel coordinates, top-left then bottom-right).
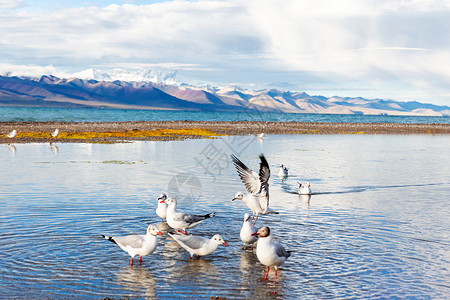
<box><xmin>0</xmin><ymin>74</ymin><xmax>449</xmax><ymax>116</ymax></box>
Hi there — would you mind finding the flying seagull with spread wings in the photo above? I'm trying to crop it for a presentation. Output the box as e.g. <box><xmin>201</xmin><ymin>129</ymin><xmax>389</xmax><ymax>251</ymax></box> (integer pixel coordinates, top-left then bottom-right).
<box><xmin>231</xmin><ymin>154</ymin><xmax>278</xmax><ymax>225</ymax></box>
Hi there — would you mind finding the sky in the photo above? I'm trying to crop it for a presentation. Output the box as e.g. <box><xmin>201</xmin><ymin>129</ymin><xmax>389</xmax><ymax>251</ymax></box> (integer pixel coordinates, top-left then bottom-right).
<box><xmin>1</xmin><ymin>0</ymin><xmax>450</xmax><ymax>106</ymax></box>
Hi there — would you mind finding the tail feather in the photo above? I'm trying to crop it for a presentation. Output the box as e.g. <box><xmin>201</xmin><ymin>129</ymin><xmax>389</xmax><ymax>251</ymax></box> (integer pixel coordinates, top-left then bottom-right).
<box><xmin>102</xmin><ymin>235</ymin><xmax>117</xmax><ymax>245</ymax></box>
<box><xmin>198</xmin><ymin>212</ymin><xmax>215</xmax><ymax>219</ymax></box>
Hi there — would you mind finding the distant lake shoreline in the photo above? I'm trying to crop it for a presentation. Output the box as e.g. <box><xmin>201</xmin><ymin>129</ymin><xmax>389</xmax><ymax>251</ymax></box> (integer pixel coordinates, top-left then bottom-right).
<box><xmin>1</xmin><ymin>106</ymin><xmax>449</xmax><ymax>124</ymax></box>
<box><xmin>1</xmin><ymin>120</ymin><xmax>449</xmax><ymax>144</ymax></box>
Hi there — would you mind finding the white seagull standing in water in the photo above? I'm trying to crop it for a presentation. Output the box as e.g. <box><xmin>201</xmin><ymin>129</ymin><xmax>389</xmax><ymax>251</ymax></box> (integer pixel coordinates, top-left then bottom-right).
<box><xmin>7</xmin><ymin>130</ymin><xmax>17</xmax><ymax>143</ymax></box>
<box><xmin>252</xmin><ymin>226</ymin><xmax>291</xmax><ymax>294</ymax></box>
<box><xmin>51</xmin><ymin>128</ymin><xmax>59</xmax><ymax>138</ymax></box>
<box><xmin>231</xmin><ymin>154</ymin><xmax>278</xmax><ymax>225</ymax></box>
<box><xmin>278</xmin><ymin>165</ymin><xmax>288</xmax><ymax>178</ymax></box>
<box><xmin>102</xmin><ymin>224</ymin><xmax>163</xmax><ymax>267</ymax></box>
<box><xmin>155</xmin><ymin>193</ymin><xmax>168</xmax><ymax>222</ymax></box>
<box><xmin>298</xmin><ymin>182</ymin><xmax>312</xmax><ymax>195</ymax></box>
<box><xmin>165</xmin><ymin>197</ymin><xmax>214</xmax><ymax>234</ymax></box>
<box><xmin>169</xmin><ymin>231</ymin><xmax>228</xmax><ymax>259</ymax></box>
<box><xmin>240</xmin><ymin>213</ymin><xmax>258</xmax><ymax>249</ymax></box>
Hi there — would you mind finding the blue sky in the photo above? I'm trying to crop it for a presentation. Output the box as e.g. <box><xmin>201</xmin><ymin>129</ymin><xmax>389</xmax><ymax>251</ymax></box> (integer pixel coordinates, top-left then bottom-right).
<box><xmin>1</xmin><ymin>0</ymin><xmax>450</xmax><ymax>106</ymax></box>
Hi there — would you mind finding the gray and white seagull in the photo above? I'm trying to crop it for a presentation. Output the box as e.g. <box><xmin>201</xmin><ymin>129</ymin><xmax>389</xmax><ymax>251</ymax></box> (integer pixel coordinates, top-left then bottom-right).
<box><xmin>231</xmin><ymin>154</ymin><xmax>278</xmax><ymax>225</ymax></box>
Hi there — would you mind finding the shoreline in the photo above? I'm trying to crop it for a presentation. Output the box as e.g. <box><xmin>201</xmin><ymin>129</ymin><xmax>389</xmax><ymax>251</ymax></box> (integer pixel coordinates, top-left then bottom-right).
<box><xmin>1</xmin><ymin>120</ymin><xmax>450</xmax><ymax>143</ymax></box>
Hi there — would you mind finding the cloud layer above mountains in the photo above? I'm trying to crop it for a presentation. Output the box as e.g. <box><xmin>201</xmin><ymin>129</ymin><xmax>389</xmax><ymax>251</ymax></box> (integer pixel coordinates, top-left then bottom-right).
<box><xmin>1</xmin><ymin>0</ymin><xmax>450</xmax><ymax>105</ymax></box>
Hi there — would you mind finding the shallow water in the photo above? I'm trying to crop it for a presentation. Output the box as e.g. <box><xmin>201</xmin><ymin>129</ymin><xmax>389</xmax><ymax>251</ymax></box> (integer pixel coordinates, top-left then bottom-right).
<box><xmin>1</xmin><ymin>135</ymin><xmax>449</xmax><ymax>299</ymax></box>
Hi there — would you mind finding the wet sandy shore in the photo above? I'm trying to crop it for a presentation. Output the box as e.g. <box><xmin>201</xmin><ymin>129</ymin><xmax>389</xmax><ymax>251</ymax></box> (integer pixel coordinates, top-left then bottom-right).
<box><xmin>1</xmin><ymin>120</ymin><xmax>449</xmax><ymax>143</ymax></box>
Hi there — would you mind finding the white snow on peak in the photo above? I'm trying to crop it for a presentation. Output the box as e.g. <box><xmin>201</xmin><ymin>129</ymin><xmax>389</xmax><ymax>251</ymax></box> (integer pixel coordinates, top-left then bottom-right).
<box><xmin>71</xmin><ymin>68</ymin><xmax>179</xmax><ymax>85</ymax></box>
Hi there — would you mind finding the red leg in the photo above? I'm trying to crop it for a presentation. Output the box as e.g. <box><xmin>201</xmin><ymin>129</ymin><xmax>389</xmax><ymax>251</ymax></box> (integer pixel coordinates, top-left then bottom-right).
<box><xmin>183</xmin><ymin>229</ymin><xmax>188</xmax><ymax>235</ymax></box>
<box><xmin>139</xmin><ymin>256</ymin><xmax>142</xmax><ymax>264</ymax></box>
<box><xmin>264</xmin><ymin>266</ymin><xmax>270</xmax><ymax>281</ymax></box>
<box><xmin>130</xmin><ymin>257</ymin><xmax>134</xmax><ymax>267</ymax></box>
<box><xmin>274</xmin><ymin>268</ymin><xmax>278</xmax><ymax>284</ymax></box>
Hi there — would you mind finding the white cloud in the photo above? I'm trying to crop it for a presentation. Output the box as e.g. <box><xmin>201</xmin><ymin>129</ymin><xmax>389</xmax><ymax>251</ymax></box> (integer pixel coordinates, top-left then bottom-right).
<box><xmin>0</xmin><ymin>0</ymin><xmax>450</xmax><ymax>105</ymax></box>
<box><xmin>0</xmin><ymin>0</ymin><xmax>23</xmax><ymax>10</ymax></box>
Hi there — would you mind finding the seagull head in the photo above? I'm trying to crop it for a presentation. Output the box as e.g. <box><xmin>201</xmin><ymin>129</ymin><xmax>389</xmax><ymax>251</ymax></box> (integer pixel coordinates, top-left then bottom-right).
<box><xmin>164</xmin><ymin>197</ymin><xmax>176</xmax><ymax>206</ymax></box>
<box><xmin>147</xmin><ymin>224</ymin><xmax>163</xmax><ymax>236</ymax></box>
<box><xmin>212</xmin><ymin>234</ymin><xmax>229</xmax><ymax>247</ymax></box>
<box><xmin>251</xmin><ymin>226</ymin><xmax>270</xmax><ymax>238</ymax></box>
<box><xmin>243</xmin><ymin>213</ymin><xmax>251</xmax><ymax>222</ymax></box>
<box><xmin>158</xmin><ymin>193</ymin><xmax>167</xmax><ymax>202</ymax></box>
<box><xmin>233</xmin><ymin>192</ymin><xmax>244</xmax><ymax>201</ymax></box>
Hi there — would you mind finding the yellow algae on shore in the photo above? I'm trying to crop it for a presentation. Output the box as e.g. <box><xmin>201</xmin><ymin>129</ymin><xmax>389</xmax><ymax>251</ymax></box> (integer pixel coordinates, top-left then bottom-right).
<box><xmin>14</xmin><ymin>128</ymin><xmax>222</xmax><ymax>141</ymax></box>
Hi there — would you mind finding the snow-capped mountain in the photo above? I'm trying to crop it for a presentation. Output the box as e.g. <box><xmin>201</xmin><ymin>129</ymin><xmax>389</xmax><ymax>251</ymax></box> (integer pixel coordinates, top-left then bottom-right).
<box><xmin>72</xmin><ymin>68</ymin><xmax>179</xmax><ymax>85</ymax></box>
<box><xmin>0</xmin><ymin>74</ymin><xmax>449</xmax><ymax>116</ymax></box>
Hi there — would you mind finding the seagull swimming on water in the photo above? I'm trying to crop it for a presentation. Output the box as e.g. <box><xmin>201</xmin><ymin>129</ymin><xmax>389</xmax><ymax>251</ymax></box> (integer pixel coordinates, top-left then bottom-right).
<box><xmin>169</xmin><ymin>231</ymin><xmax>229</xmax><ymax>259</ymax></box>
<box><xmin>231</xmin><ymin>154</ymin><xmax>278</xmax><ymax>225</ymax></box>
<box><xmin>252</xmin><ymin>226</ymin><xmax>291</xmax><ymax>294</ymax></box>
<box><xmin>278</xmin><ymin>165</ymin><xmax>288</xmax><ymax>178</ymax></box>
<box><xmin>102</xmin><ymin>224</ymin><xmax>163</xmax><ymax>267</ymax></box>
<box><xmin>165</xmin><ymin>197</ymin><xmax>214</xmax><ymax>234</ymax></box>
<box><xmin>298</xmin><ymin>182</ymin><xmax>312</xmax><ymax>195</ymax></box>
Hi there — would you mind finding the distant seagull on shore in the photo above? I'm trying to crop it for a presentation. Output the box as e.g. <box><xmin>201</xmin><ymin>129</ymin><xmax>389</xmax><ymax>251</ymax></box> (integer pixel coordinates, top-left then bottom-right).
<box><xmin>51</xmin><ymin>129</ymin><xmax>59</xmax><ymax>138</ymax></box>
<box><xmin>298</xmin><ymin>182</ymin><xmax>312</xmax><ymax>195</ymax></box>
<box><xmin>231</xmin><ymin>154</ymin><xmax>278</xmax><ymax>226</ymax></box>
<box><xmin>169</xmin><ymin>231</ymin><xmax>228</xmax><ymax>259</ymax></box>
<box><xmin>102</xmin><ymin>224</ymin><xmax>162</xmax><ymax>267</ymax></box>
<box><xmin>155</xmin><ymin>193</ymin><xmax>168</xmax><ymax>223</ymax></box>
<box><xmin>251</xmin><ymin>226</ymin><xmax>291</xmax><ymax>294</ymax></box>
<box><xmin>257</xmin><ymin>133</ymin><xmax>264</xmax><ymax>140</ymax></box>
<box><xmin>7</xmin><ymin>130</ymin><xmax>17</xmax><ymax>143</ymax></box>
<box><xmin>278</xmin><ymin>165</ymin><xmax>288</xmax><ymax>178</ymax></box>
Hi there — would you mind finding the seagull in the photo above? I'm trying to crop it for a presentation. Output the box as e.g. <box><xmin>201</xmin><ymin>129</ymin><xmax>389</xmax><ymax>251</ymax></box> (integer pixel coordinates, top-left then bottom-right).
<box><xmin>51</xmin><ymin>128</ymin><xmax>59</xmax><ymax>138</ymax></box>
<box><xmin>155</xmin><ymin>193</ymin><xmax>168</xmax><ymax>222</ymax></box>
<box><xmin>252</xmin><ymin>226</ymin><xmax>291</xmax><ymax>294</ymax></box>
<box><xmin>240</xmin><ymin>213</ymin><xmax>258</xmax><ymax>249</ymax></box>
<box><xmin>298</xmin><ymin>182</ymin><xmax>312</xmax><ymax>195</ymax></box>
<box><xmin>169</xmin><ymin>231</ymin><xmax>229</xmax><ymax>259</ymax></box>
<box><xmin>7</xmin><ymin>130</ymin><xmax>17</xmax><ymax>143</ymax></box>
<box><xmin>165</xmin><ymin>197</ymin><xmax>214</xmax><ymax>234</ymax></box>
<box><xmin>231</xmin><ymin>154</ymin><xmax>278</xmax><ymax>225</ymax></box>
<box><xmin>278</xmin><ymin>165</ymin><xmax>288</xmax><ymax>178</ymax></box>
<box><xmin>257</xmin><ymin>133</ymin><xmax>264</xmax><ymax>140</ymax></box>
<box><xmin>102</xmin><ymin>224</ymin><xmax>163</xmax><ymax>267</ymax></box>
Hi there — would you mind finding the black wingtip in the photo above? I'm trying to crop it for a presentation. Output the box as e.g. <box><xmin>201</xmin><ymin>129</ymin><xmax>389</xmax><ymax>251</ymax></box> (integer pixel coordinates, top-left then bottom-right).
<box><xmin>102</xmin><ymin>235</ymin><xmax>117</xmax><ymax>245</ymax></box>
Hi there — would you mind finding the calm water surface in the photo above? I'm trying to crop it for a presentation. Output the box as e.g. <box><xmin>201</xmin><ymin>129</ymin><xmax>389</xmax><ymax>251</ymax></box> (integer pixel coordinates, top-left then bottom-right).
<box><xmin>1</xmin><ymin>135</ymin><xmax>449</xmax><ymax>299</ymax></box>
<box><xmin>1</xmin><ymin>106</ymin><xmax>449</xmax><ymax>123</ymax></box>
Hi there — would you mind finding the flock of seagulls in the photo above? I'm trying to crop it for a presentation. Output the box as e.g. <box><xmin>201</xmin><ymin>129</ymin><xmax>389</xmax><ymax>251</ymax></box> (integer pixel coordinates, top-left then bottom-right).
<box><xmin>102</xmin><ymin>153</ymin><xmax>309</xmax><ymax>294</ymax></box>
<box><xmin>4</xmin><ymin>127</ymin><xmax>308</xmax><ymax>294</ymax></box>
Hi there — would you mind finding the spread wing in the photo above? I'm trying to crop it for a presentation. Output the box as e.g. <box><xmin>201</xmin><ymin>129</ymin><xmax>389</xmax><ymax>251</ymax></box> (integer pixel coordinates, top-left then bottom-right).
<box><xmin>258</xmin><ymin>154</ymin><xmax>270</xmax><ymax>207</ymax></box>
<box><xmin>231</xmin><ymin>154</ymin><xmax>262</xmax><ymax>194</ymax></box>
<box><xmin>114</xmin><ymin>235</ymin><xmax>144</xmax><ymax>249</ymax></box>
<box><xmin>170</xmin><ymin>233</ymin><xmax>208</xmax><ymax>250</ymax></box>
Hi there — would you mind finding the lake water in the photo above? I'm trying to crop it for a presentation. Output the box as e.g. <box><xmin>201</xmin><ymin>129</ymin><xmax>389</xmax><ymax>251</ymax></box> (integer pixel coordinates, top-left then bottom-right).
<box><xmin>1</xmin><ymin>106</ymin><xmax>449</xmax><ymax>124</ymax></box>
<box><xmin>1</xmin><ymin>134</ymin><xmax>449</xmax><ymax>299</ymax></box>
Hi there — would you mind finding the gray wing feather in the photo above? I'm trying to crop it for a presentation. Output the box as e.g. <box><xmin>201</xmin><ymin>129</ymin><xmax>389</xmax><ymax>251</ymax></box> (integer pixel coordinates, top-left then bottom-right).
<box><xmin>275</xmin><ymin>242</ymin><xmax>290</xmax><ymax>259</ymax></box>
<box><xmin>258</xmin><ymin>154</ymin><xmax>270</xmax><ymax>207</ymax></box>
<box><xmin>231</xmin><ymin>154</ymin><xmax>262</xmax><ymax>194</ymax></box>
<box><xmin>114</xmin><ymin>235</ymin><xmax>144</xmax><ymax>249</ymax></box>
<box><xmin>171</xmin><ymin>233</ymin><xmax>208</xmax><ymax>250</ymax></box>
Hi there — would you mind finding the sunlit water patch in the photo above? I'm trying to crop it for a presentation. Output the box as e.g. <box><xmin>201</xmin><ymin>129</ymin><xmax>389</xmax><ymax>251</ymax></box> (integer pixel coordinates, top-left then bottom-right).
<box><xmin>0</xmin><ymin>135</ymin><xmax>449</xmax><ymax>299</ymax></box>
